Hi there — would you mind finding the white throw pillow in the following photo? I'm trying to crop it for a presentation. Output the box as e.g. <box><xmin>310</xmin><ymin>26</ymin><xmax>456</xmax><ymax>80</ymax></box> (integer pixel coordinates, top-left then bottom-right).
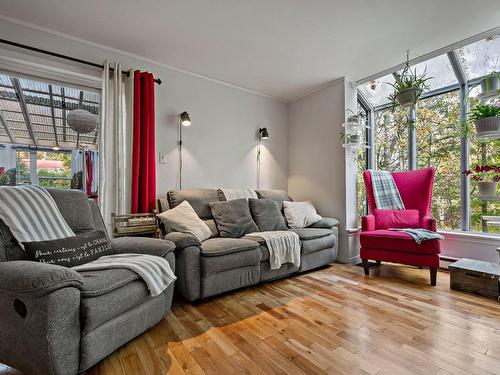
<box><xmin>283</xmin><ymin>201</ymin><xmax>322</xmax><ymax>228</ymax></box>
<box><xmin>158</xmin><ymin>200</ymin><xmax>212</xmax><ymax>241</ymax></box>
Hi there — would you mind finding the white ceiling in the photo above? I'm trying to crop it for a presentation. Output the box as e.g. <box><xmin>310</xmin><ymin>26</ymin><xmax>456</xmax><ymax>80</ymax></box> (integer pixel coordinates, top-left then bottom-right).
<box><xmin>0</xmin><ymin>0</ymin><xmax>499</xmax><ymax>102</ymax></box>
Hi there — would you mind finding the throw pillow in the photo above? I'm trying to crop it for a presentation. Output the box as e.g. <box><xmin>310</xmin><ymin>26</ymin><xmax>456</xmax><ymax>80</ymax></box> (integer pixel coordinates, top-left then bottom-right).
<box><xmin>373</xmin><ymin>209</ymin><xmax>420</xmax><ymax>229</ymax></box>
<box><xmin>24</xmin><ymin>230</ymin><xmax>112</xmax><ymax>267</ymax></box>
<box><xmin>283</xmin><ymin>201</ymin><xmax>322</xmax><ymax>228</ymax></box>
<box><xmin>249</xmin><ymin>198</ymin><xmax>288</xmax><ymax>232</ymax></box>
<box><xmin>209</xmin><ymin>198</ymin><xmax>259</xmax><ymax>238</ymax></box>
<box><xmin>157</xmin><ymin>200</ymin><xmax>212</xmax><ymax>241</ymax></box>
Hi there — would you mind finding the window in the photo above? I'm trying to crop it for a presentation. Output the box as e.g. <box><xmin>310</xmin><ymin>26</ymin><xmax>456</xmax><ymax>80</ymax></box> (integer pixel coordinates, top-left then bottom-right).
<box><xmin>357</xmin><ymin>33</ymin><xmax>500</xmax><ymax>235</ymax></box>
<box><xmin>0</xmin><ymin>72</ymin><xmax>99</xmax><ymax>195</ymax></box>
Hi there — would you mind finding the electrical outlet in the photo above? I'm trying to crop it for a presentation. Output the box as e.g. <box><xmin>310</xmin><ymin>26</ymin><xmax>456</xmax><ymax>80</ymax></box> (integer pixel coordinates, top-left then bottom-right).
<box><xmin>159</xmin><ymin>152</ymin><xmax>167</xmax><ymax>164</ymax></box>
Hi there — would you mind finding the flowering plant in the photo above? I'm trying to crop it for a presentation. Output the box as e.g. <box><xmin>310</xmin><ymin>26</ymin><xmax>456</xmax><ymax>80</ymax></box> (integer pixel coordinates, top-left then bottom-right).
<box><xmin>463</xmin><ymin>164</ymin><xmax>500</xmax><ymax>182</ymax></box>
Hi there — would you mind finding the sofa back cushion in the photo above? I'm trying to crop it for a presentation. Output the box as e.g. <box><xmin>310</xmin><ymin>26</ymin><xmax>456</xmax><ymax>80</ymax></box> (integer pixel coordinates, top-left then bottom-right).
<box><xmin>47</xmin><ymin>188</ymin><xmax>95</xmax><ymax>234</ymax></box>
<box><xmin>283</xmin><ymin>201</ymin><xmax>322</xmax><ymax>228</ymax></box>
<box><xmin>209</xmin><ymin>198</ymin><xmax>258</xmax><ymax>238</ymax></box>
<box><xmin>373</xmin><ymin>209</ymin><xmax>420</xmax><ymax>230</ymax></box>
<box><xmin>256</xmin><ymin>190</ymin><xmax>292</xmax><ymax>210</ymax></box>
<box><xmin>157</xmin><ymin>200</ymin><xmax>212</xmax><ymax>241</ymax></box>
<box><xmin>167</xmin><ymin>189</ymin><xmax>220</xmax><ymax>219</ymax></box>
<box><xmin>249</xmin><ymin>198</ymin><xmax>288</xmax><ymax>232</ymax></box>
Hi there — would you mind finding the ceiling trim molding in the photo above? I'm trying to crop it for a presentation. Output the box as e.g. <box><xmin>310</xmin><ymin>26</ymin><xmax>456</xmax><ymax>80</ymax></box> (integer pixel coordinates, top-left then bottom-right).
<box><xmin>0</xmin><ymin>15</ymin><xmax>288</xmax><ymax>103</ymax></box>
<box><xmin>356</xmin><ymin>26</ymin><xmax>500</xmax><ymax>86</ymax></box>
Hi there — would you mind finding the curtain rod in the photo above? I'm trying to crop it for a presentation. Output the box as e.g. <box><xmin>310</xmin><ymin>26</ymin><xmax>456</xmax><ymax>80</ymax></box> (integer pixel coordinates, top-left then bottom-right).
<box><xmin>0</xmin><ymin>38</ymin><xmax>162</xmax><ymax>85</ymax></box>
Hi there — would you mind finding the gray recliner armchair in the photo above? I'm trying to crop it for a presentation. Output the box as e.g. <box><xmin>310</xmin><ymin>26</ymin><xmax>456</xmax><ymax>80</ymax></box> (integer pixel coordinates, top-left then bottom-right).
<box><xmin>0</xmin><ymin>189</ymin><xmax>176</xmax><ymax>375</ymax></box>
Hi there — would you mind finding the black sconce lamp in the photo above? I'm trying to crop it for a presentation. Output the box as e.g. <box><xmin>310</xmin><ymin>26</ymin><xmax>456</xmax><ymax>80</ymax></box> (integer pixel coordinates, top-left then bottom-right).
<box><xmin>178</xmin><ymin>111</ymin><xmax>192</xmax><ymax>190</ymax></box>
<box><xmin>259</xmin><ymin>127</ymin><xmax>269</xmax><ymax>140</ymax></box>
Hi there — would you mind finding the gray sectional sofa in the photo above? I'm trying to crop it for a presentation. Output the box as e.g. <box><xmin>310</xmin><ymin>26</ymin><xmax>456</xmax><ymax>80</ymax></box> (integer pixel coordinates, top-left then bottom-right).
<box><xmin>0</xmin><ymin>189</ymin><xmax>176</xmax><ymax>375</ymax></box>
<box><xmin>158</xmin><ymin>188</ymin><xmax>338</xmax><ymax>301</ymax></box>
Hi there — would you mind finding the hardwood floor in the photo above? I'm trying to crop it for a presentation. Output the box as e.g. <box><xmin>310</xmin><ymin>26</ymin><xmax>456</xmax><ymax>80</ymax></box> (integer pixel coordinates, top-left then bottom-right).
<box><xmin>2</xmin><ymin>264</ymin><xmax>500</xmax><ymax>374</ymax></box>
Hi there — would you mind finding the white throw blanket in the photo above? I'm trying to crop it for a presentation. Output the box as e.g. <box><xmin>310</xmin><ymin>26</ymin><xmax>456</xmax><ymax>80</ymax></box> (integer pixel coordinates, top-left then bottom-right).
<box><xmin>73</xmin><ymin>253</ymin><xmax>176</xmax><ymax>297</ymax></box>
<box><xmin>221</xmin><ymin>188</ymin><xmax>258</xmax><ymax>201</ymax></box>
<box><xmin>247</xmin><ymin>231</ymin><xmax>301</xmax><ymax>270</ymax></box>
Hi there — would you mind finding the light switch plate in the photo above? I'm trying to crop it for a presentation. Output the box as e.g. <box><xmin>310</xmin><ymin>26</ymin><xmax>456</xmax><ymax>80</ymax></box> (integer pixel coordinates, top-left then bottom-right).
<box><xmin>159</xmin><ymin>152</ymin><xmax>167</xmax><ymax>164</ymax></box>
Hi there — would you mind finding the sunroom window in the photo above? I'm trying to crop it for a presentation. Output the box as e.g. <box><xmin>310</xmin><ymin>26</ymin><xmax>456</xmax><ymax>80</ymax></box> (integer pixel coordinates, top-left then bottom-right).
<box><xmin>357</xmin><ymin>33</ymin><xmax>500</xmax><ymax>235</ymax></box>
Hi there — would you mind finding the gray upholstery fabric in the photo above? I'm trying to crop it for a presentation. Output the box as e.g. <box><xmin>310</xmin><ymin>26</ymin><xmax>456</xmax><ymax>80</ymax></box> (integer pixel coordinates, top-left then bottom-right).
<box><xmin>81</xmin><ymin>279</ymin><xmax>149</xmax><ymax>333</ymax></box>
<box><xmin>201</xmin><ymin>237</ymin><xmax>260</xmax><ymax>256</ymax></box>
<box><xmin>209</xmin><ymin>198</ymin><xmax>258</xmax><ymax>238</ymax></box>
<box><xmin>79</xmin><ymin>268</ymin><xmax>139</xmax><ymax>297</ymax></box>
<box><xmin>47</xmin><ymin>188</ymin><xmax>95</xmax><ymax>234</ymax></box>
<box><xmin>256</xmin><ymin>189</ymin><xmax>292</xmax><ymax>210</ymax></box>
<box><xmin>201</xmin><ymin>246</ymin><xmax>261</xmax><ymax>276</ymax></box>
<box><xmin>0</xmin><ymin>287</ymin><xmax>81</xmax><ymax>375</ymax></box>
<box><xmin>299</xmin><ymin>247</ymin><xmax>335</xmax><ymax>272</ymax></box>
<box><xmin>260</xmin><ymin>262</ymin><xmax>298</xmax><ymax>282</ymax></box>
<box><xmin>0</xmin><ymin>261</ymin><xmax>83</xmax><ymax>297</ymax></box>
<box><xmin>201</xmin><ymin>265</ymin><xmax>260</xmax><ymax>299</ymax></box>
<box><xmin>174</xmin><ymin>245</ymin><xmax>201</xmax><ymax>301</ymax></box>
<box><xmin>204</xmin><ymin>219</ymin><xmax>219</xmax><ymax>237</ymax></box>
<box><xmin>301</xmin><ymin>234</ymin><xmax>336</xmax><ymax>255</ymax></box>
<box><xmin>165</xmin><ymin>231</ymin><xmax>201</xmax><ymax>250</ymax></box>
<box><xmin>167</xmin><ymin>188</ymin><xmax>220</xmax><ymax>219</ymax></box>
<box><xmin>291</xmin><ymin>227</ymin><xmax>333</xmax><ymax>240</ymax></box>
<box><xmin>79</xmin><ymin>289</ymin><xmax>170</xmax><ymax>372</ymax></box>
<box><xmin>0</xmin><ymin>220</ymin><xmax>29</xmax><ymax>261</ymax></box>
<box><xmin>309</xmin><ymin>217</ymin><xmax>339</xmax><ymax>229</ymax></box>
<box><xmin>249</xmin><ymin>198</ymin><xmax>288</xmax><ymax>232</ymax></box>
<box><xmin>88</xmin><ymin>199</ymin><xmax>107</xmax><ymax>235</ymax></box>
<box><xmin>111</xmin><ymin>237</ymin><xmax>175</xmax><ymax>257</ymax></box>
<box><xmin>157</xmin><ymin>195</ymin><xmax>170</xmax><ymax>213</ymax></box>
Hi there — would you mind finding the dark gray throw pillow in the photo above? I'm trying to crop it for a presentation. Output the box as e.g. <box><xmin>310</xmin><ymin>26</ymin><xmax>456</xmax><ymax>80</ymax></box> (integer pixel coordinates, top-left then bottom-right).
<box><xmin>209</xmin><ymin>198</ymin><xmax>258</xmax><ymax>238</ymax></box>
<box><xmin>24</xmin><ymin>230</ymin><xmax>112</xmax><ymax>267</ymax></box>
<box><xmin>249</xmin><ymin>198</ymin><xmax>288</xmax><ymax>232</ymax></box>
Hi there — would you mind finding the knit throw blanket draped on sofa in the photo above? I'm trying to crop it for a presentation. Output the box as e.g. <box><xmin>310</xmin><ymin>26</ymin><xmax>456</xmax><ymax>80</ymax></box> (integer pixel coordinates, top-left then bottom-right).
<box><xmin>247</xmin><ymin>230</ymin><xmax>301</xmax><ymax>270</ymax></box>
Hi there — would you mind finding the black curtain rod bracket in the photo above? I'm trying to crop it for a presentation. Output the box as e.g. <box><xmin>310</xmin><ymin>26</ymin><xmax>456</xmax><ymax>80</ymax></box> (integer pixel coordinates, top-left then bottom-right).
<box><xmin>0</xmin><ymin>38</ymin><xmax>161</xmax><ymax>85</ymax></box>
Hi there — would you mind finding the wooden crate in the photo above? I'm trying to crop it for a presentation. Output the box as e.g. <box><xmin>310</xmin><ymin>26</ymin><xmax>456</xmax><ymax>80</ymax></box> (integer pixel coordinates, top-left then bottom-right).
<box><xmin>450</xmin><ymin>258</ymin><xmax>500</xmax><ymax>300</ymax></box>
<box><xmin>112</xmin><ymin>212</ymin><xmax>159</xmax><ymax>238</ymax></box>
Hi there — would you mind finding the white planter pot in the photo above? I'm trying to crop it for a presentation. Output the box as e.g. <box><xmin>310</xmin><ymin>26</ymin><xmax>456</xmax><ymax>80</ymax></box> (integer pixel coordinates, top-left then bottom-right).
<box><xmin>475</xmin><ymin>116</ymin><xmax>500</xmax><ymax>138</ymax></box>
<box><xmin>478</xmin><ymin>181</ymin><xmax>498</xmax><ymax>198</ymax></box>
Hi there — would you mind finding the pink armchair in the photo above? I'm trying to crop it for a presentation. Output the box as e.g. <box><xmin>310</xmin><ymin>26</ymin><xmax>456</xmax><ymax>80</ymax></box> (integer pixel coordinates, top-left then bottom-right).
<box><xmin>360</xmin><ymin>167</ymin><xmax>440</xmax><ymax>285</ymax></box>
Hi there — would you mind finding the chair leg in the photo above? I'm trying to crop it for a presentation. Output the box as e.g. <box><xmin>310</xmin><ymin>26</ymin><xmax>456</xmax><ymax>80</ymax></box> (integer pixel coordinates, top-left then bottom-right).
<box><xmin>362</xmin><ymin>259</ymin><xmax>370</xmax><ymax>276</ymax></box>
<box><xmin>376</xmin><ymin>260</ymin><xmax>381</xmax><ymax>265</ymax></box>
<box><xmin>430</xmin><ymin>267</ymin><xmax>437</xmax><ymax>286</ymax></box>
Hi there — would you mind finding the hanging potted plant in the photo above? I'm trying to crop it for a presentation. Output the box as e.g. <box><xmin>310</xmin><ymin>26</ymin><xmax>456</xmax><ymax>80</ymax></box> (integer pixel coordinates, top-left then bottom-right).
<box><xmin>463</xmin><ymin>164</ymin><xmax>500</xmax><ymax>197</ymax></box>
<box><xmin>469</xmin><ymin>102</ymin><xmax>500</xmax><ymax>138</ymax></box>
<box><xmin>481</xmin><ymin>71</ymin><xmax>500</xmax><ymax>94</ymax></box>
<box><xmin>387</xmin><ymin>52</ymin><xmax>432</xmax><ymax>109</ymax></box>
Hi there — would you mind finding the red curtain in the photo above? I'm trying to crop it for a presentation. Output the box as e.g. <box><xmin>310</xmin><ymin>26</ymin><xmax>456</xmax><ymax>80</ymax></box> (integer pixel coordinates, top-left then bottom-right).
<box><xmin>131</xmin><ymin>71</ymin><xmax>156</xmax><ymax>213</ymax></box>
<box><xmin>85</xmin><ymin>151</ymin><xmax>93</xmax><ymax>195</ymax></box>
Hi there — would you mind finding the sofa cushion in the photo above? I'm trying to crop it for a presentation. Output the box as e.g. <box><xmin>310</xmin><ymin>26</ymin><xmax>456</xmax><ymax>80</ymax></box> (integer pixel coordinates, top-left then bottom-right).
<box><xmin>81</xmin><ymin>279</ymin><xmax>150</xmax><ymax>333</ymax></box>
<box><xmin>256</xmin><ymin>190</ymin><xmax>291</xmax><ymax>210</ymax></box>
<box><xmin>291</xmin><ymin>228</ymin><xmax>332</xmax><ymax>240</ymax></box>
<box><xmin>157</xmin><ymin>200</ymin><xmax>212</xmax><ymax>241</ymax></box>
<box><xmin>360</xmin><ymin>230</ymin><xmax>440</xmax><ymax>254</ymax></box>
<box><xmin>249</xmin><ymin>198</ymin><xmax>288</xmax><ymax>232</ymax></box>
<box><xmin>167</xmin><ymin>189</ymin><xmax>220</xmax><ymax>219</ymax></box>
<box><xmin>201</xmin><ymin>238</ymin><xmax>261</xmax><ymax>276</ymax></box>
<box><xmin>209</xmin><ymin>199</ymin><xmax>258</xmax><ymax>238</ymax></box>
<box><xmin>301</xmin><ymin>234</ymin><xmax>336</xmax><ymax>255</ymax></box>
<box><xmin>48</xmin><ymin>188</ymin><xmax>95</xmax><ymax>234</ymax></box>
<box><xmin>201</xmin><ymin>237</ymin><xmax>260</xmax><ymax>256</ymax></box>
<box><xmin>283</xmin><ymin>201</ymin><xmax>322</xmax><ymax>228</ymax></box>
<box><xmin>217</xmin><ymin>189</ymin><xmax>258</xmax><ymax>201</ymax></box>
<box><xmin>78</xmin><ymin>268</ymin><xmax>140</xmax><ymax>297</ymax></box>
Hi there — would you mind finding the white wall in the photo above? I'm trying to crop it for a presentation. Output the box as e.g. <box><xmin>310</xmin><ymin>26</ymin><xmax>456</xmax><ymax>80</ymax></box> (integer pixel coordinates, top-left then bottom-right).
<box><xmin>0</xmin><ymin>19</ymin><xmax>289</xmax><ymax>193</ymax></box>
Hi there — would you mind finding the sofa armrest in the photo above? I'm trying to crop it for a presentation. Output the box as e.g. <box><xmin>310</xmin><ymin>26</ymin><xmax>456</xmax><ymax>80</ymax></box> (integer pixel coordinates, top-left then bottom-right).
<box><xmin>111</xmin><ymin>237</ymin><xmax>175</xmax><ymax>257</ymax></box>
<box><xmin>164</xmin><ymin>232</ymin><xmax>201</xmax><ymax>250</ymax></box>
<box><xmin>308</xmin><ymin>217</ymin><xmax>339</xmax><ymax>230</ymax></box>
<box><xmin>421</xmin><ymin>215</ymin><xmax>437</xmax><ymax>231</ymax></box>
<box><xmin>362</xmin><ymin>214</ymin><xmax>375</xmax><ymax>232</ymax></box>
<box><xmin>0</xmin><ymin>261</ymin><xmax>83</xmax><ymax>297</ymax></box>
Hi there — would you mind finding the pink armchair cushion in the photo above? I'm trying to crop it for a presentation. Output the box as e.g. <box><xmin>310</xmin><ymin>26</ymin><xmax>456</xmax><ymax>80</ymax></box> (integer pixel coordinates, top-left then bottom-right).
<box><xmin>360</xmin><ymin>230</ymin><xmax>440</xmax><ymax>254</ymax></box>
<box><xmin>373</xmin><ymin>209</ymin><xmax>420</xmax><ymax>230</ymax></box>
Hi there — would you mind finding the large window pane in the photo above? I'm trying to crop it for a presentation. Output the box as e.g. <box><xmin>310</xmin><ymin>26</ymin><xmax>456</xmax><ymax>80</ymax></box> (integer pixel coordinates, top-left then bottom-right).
<box><xmin>409</xmin><ymin>54</ymin><xmax>457</xmax><ymax>91</ymax></box>
<box><xmin>358</xmin><ymin>74</ymin><xmax>395</xmax><ymax>108</ymax></box>
<box><xmin>375</xmin><ymin>107</ymin><xmax>408</xmax><ymax>171</ymax></box>
<box><xmin>416</xmin><ymin>91</ymin><xmax>461</xmax><ymax>229</ymax></box>
<box><xmin>456</xmin><ymin>35</ymin><xmax>500</xmax><ymax>80</ymax></box>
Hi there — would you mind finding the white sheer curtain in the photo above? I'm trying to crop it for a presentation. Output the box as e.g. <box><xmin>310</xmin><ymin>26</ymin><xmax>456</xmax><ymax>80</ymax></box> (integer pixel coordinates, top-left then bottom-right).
<box><xmin>98</xmin><ymin>61</ymin><xmax>134</xmax><ymax>233</ymax></box>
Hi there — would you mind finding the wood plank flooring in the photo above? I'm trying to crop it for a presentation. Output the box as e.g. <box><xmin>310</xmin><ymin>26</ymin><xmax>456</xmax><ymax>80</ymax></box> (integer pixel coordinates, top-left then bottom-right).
<box><xmin>2</xmin><ymin>263</ymin><xmax>500</xmax><ymax>374</ymax></box>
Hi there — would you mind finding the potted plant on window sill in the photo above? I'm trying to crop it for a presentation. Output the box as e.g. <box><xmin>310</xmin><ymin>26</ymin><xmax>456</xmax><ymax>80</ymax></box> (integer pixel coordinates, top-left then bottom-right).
<box><xmin>463</xmin><ymin>165</ymin><xmax>500</xmax><ymax>198</ymax></box>
<box><xmin>469</xmin><ymin>102</ymin><xmax>500</xmax><ymax>139</ymax></box>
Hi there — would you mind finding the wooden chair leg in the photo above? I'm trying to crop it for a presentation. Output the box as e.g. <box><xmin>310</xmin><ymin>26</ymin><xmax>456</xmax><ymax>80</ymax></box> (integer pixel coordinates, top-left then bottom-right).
<box><xmin>362</xmin><ymin>259</ymin><xmax>370</xmax><ymax>276</ymax></box>
<box><xmin>430</xmin><ymin>267</ymin><xmax>437</xmax><ymax>286</ymax></box>
<box><xmin>376</xmin><ymin>260</ymin><xmax>381</xmax><ymax>265</ymax></box>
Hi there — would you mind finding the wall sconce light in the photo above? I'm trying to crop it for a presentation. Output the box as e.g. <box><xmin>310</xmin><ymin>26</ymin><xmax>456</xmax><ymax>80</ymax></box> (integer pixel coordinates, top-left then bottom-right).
<box><xmin>178</xmin><ymin>111</ymin><xmax>192</xmax><ymax>190</ymax></box>
<box><xmin>180</xmin><ymin>111</ymin><xmax>191</xmax><ymax>126</ymax></box>
<box><xmin>257</xmin><ymin>127</ymin><xmax>270</xmax><ymax>190</ymax></box>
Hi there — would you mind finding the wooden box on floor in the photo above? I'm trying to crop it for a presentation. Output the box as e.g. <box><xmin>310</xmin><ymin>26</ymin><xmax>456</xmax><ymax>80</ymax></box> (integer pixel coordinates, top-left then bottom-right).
<box><xmin>449</xmin><ymin>258</ymin><xmax>500</xmax><ymax>300</ymax></box>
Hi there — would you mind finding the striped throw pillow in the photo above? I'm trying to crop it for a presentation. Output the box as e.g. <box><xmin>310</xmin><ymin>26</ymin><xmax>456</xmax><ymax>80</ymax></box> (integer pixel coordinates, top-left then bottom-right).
<box><xmin>0</xmin><ymin>185</ymin><xmax>75</xmax><ymax>247</ymax></box>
